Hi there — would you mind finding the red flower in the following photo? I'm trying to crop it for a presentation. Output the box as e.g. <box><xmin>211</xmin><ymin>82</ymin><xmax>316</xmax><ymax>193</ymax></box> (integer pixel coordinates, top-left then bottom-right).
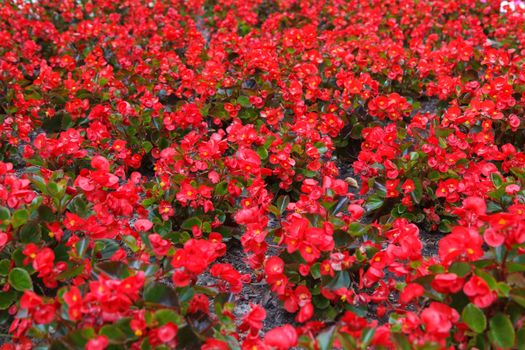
<box><xmin>237</xmin><ymin>148</ymin><xmax>261</xmax><ymax>176</ymax></box>
<box><xmin>298</xmin><ymin>241</ymin><xmax>320</xmax><ymax>263</ymax></box>
<box><xmin>210</xmin><ymin>263</ymin><xmax>247</xmax><ymax>293</ymax></box>
<box><xmin>438</xmin><ymin>226</ymin><xmax>483</xmax><ymax>265</ymax></box>
<box><xmin>172</xmin><ymin>269</ymin><xmax>191</xmax><ymax>287</ymax></box>
<box><xmin>33</xmin><ymin>248</ymin><xmax>55</xmax><ymax>278</ymax></box>
<box><xmin>431</xmin><ymin>273</ymin><xmax>464</xmax><ymax>294</ymax></box>
<box><xmin>46</xmin><ymin>222</ymin><xmax>64</xmax><ymax>241</ymax></box>
<box><xmin>420</xmin><ymin>302</ymin><xmax>459</xmax><ymax>336</ymax></box>
<box><xmin>86</xmin><ymin>336</ymin><xmax>108</xmax><ymax>350</ymax></box>
<box><xmin>234</xmin><ymin>206</ymin><xmax>261</xmax><ymax>225</ymax></box>
<box><xmin>436</xmin><ymin>179</ymin><xmax>460</xmax><ymax>203</ymax></box>
<box><xmin>20</xmin><ymin>291</ymin><xmax>42</xmax><ymax>310</ymax></box>
<box><xmin>158</xmin><ymin>201</ymin><xmax>174</xmax><ymax>221</ymax></box>
<box><xmin>63</xmin><ymin>287</ymin><xmax>82</xmax><ymax>321</ymax></box>
<box><xmin>188</xmin><ymin>294</ymin><xmax>210</xmax><ymax>315</ymax></box>
<box><xmin>265</xmin><ymin>256</ymin><xmax>285</xmax><ymax>276</ymax></box>
<box><xmin>463</xmin><ymin>276</ymin><xmax>497</xmax><ymax>308</ymax></box>
<box><xmin>176</xmin><ymin>181</ymin><xmax>198</xmax><ymax>205</ymax></box>
<box><xmin>157</xmin><ymin>323</ymin><xmax>178</xmax><ymax>343</ymax></box>
<box><xmin>149</xmin><ymin>234</ymin><xmax>171</xmax><ymax>256</ymax></box>
<box><xmin>172</xmin><ymin>239</ymin><xmax>224</xmax><ymax>275</ymax></box>
<box><xmin>461</xmin><ymin>196</ymin><xmax>486</xmax><ymax>216</ymax></box>
<box><xmin>33</xmin><ymin>303</ymin><xmax>56</xmax><ymax>325</ymax></box>
<box><xmin>347</xmin><ymin>204</ymin><xmax>364</xmax><ymax>220</ymax></box>
<box><xmin>91</xmin><ymin>155</ymin><xmax>110</xmax><ymax>172</ymax></box>
<box><xmin>296</xmin><ymin>302</ymin><xmax>313</xmax><ymax>323</ymax></box>
<box><xmin>386</xmin><ymin>179</ymin><xmax>400</xmax><ymax>198</ymax></box>
<box><xmin>0</xmin><ymin>232</ymin><xmax>8</xmax><ymax>251</ymax></box>
<box><xmin>264</xmin><ymin>325</ymin><xmax>298</xmax><ymax>349</ymax></box>
<box><xmin>483</xmin><ymin>228</ymin><xmax>505</xmax><ymax>247</ymax></box>
<box><xmin>134</xmin><ymin>219</ymin><xmax>153</xmax><ymax>232</ymax></box>
<box><xmin>201</xmin><ymin>339</ymin><xmax>230</xmax><ymax>350</ymax></box>
<box><xmin>63</xmin><ymin>212</ymin><xmax>84</xmax><ymax>231</ymax></box>
<box><xmin>340</xmin><ymin>311</ymin><xmax>368</xmax><ymax>335</ymax></box>
<box><xmin>400</xmin><ymin>283</ymin><xmax>424</xmax><ymax>304</ymax></box>
<box><xmin>240</xmin><ymin>303</ymin><xmax>266</xmax><ymax>334</ymax></box>
<box><xmin>401</xmin><ymin>179</ymin><xmax>415</xmax><ymax>193</ymax></box>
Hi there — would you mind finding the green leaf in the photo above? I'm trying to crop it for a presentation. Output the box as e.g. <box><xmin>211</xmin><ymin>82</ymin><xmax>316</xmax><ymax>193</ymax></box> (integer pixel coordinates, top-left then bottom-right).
<box><xmin>317</xmin><ymin>326</ymin><xmax>335</xmax><ymax>350</ymax></box>
<box><xmin>313</xmin><ymin>294</ymin><xmax>330</xmax><ymax>309</ymax></box>
<box><xmin>0</xmin><ymin>206</ymin><xmax>10</xmax><ymax>221</ymax></box>
<box><xmin>214</xmin><ymin>182</ymin><xmax>228</xmax><ymax>195</ymax></box>
<box><xmin>202</xmin><ymin>222</ymin><xmax>211</xmax><ymax>233</ymax></box>
<box><xmin>325</xmin><ymin>271</ymin><xmax>350</xmax><ymax>291</ymax></box>
<box><xmin>37</xmin><ymin>205</ymin><xmax>55</xmax><ymax>222</ymax></box>
<box><xmin>490</xmin><ymin>173</ymin><xmax>504</xmax><ymax>188</ymax></box>
<box><xmin>143</xmin><ymin>282</ymin><xmax>179</xmax><ymax>307</ymax></box>
<box><xmin>20</xmin><ymin>222</ymin><xmax>42</xmax><ymax>243</ymax></box>
<box><xmin>267</xmin><ymin>205</ymin><xmax>280</xmax><ymax>217</ymax></box>
<box><xmin>392</xmin><ymin>333</ymin><xmax>411</xmax><ymax>350</ymax></box>
<box><xmin>449</xmin><ymin>262</ymin><xmax>471</xmax><ymax>277</ymax></box>
<box><xmin>47</xmin><ymin>182</ymin><xmax>64</xmax><ymax>197</ymax></box>
<box><xmin>434</xmin><ymin>127</ymin><xmax>455</xmax><ymax>138</ymax></box>
<box><xmin>361</xmin><ymin>327</ymin><xmax>376</xmax><ymax>348</ymax></box>
<box><xmin>314</xmin><ymin>142</ymin><xmax>328</xmax><ymax>154</ymax></box>
<box><xmin>497</xmin><ymin>282</ymin><xmax>510</xmax><ymax>297</ymax></box>
<box><xmin>8</xmin><ymin>267</ymin><xmax>33</xmax><ymax>291</ymax></box>
<box><xmin>410</xmin><ymin>178</ymin><xmax>423</xmax><ymax>204</ymax></box>
<box><xmin>0</xmin><ymin>289</ymin><xmax>17</xmax><ymax>309</ymax></box>
<box><xmin>508</xmin><ymin>262</ymin><xmax>525</xmax><ymax>273</ymax></box>
<box><xmin>365</xmin><ymin>194</ymin><xmax>384</xmax><ymax>212</ymax></box>
<box><xmin>178</xmin><ymin>286</ymin><xmax>195</xmax><ymax>303</ymax></box>
<box><xmin>475</xmin><ymin>269</ymin><xmax>497</xmax><ymax>290</ymax></box>
<box><xmin>68</xmin><ymin>197</ymin><xmax>90</xmax><ymax>218</ymax></box>
<box><xmin>350</xmin><ymin>123</ymin><xmax>364</xmax><ymax>139</ymax></box>
<box><xmin>154</xmin><ymin>309</ymin><xmax>183</xmax><ymax>325</ymax></box>
<box><xmin>75</xmin><ymin>237</ymin><xmax>89</xmax><ymax>258</ymax></box>
<box><xmin>56</xmin><ymin>264</ymin><xmax>85</xmax><ymax>281</ymax></box>
<box><xmin>123</xmin><ymin>235</ymin><xmax>140</xmax><ymax>253</ymax></box>
<box><xmin>98</xmin><ymin>239</ymin><xmax>120</xmax><ymax>259</ymax></box>
<box><xmin>518</xmin><ymin>328</ymin><xmax>525</xmax><ymax>350</ymax></box>
<box><xmin>510</xmin><ymin>288</ymin><xmax>525</xmax><ymax>308</ymax></box>
<box><xmin>256</xmin><ymin>146</ymin><xmax>268</xmax><ymax>160</ymax></box>
<box><xmin>489</xmin><ymin>313</ymin><xmax>515</xmax><ymax>349</ymax></box>
<box><xmin>237</xmin><ymin>95</ymin><xmax>251</xmax><ymax>108</ymax></box>
<box><xmin>12</xmin><ymin>209</ymin><xmax>29</xmax><ymax>228</ymax></box>
<box><xmin>348</xmin><ymin>222</ymin><xmax>367</xmax><ymax>237</ymax></box>
<box><xmin>142</xmin><ymin>141</ymin><xmax>153</xmax><ymax>153</ymax></box>
<box><xmin>181</xmin><ymin>216</ymin><xmax>202</xmax><ymax>230</ymax></box>
<box><xmin>310</xmin><ymin>263</ymin><xmax>321</xmax><ymax>279</ymax></box>
<box><xmin>462</xmin><ymin>303</ymin><xmax>486</xmax><ymax>333</ymax></box>
<box><xmin>486</xmin><ymin>201</ymin><xmax>503</xmax><ymax>213</ymax></box>
<box><xmin>100</xmin><ymin>324</ymin><xmax>127</xmax><ymax>342</ymax></box>
<box><xmin>275</xmin><ymin>195</ymin><xmax>290</xmax><ymax>215</ymax></box>
<box><xmin>0</xmin><ymin>259</ymin><xmax>9</xmax><ymax>276</ymax></box>
<box><xmin>94</xmin><ymin>261</ymin><xmax>130</xmax><ymax>279</ymax></box>
<box><xmin>41</xmin><ymin>113</ymin><xmax>64</xmax><ymax>133</ymax></box>
<box><xmin>11</xmin><ymin>248</ymin><xmax>25</xmax><ymax>267</ymax></box>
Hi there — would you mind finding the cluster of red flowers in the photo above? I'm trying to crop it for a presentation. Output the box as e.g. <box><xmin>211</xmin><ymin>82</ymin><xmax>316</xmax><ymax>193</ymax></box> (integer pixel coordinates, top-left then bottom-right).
<box><xmin>1</xmin><ymin>0</ymin><xmax>525</xmax><ymax>349</ymax></box>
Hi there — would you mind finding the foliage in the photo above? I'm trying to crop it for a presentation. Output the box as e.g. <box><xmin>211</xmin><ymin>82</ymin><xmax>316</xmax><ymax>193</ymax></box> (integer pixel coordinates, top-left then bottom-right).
<box><xmin>0</xmin><ymin>0</ymin><xmax>524</xmax><ymax>349</ymax></box>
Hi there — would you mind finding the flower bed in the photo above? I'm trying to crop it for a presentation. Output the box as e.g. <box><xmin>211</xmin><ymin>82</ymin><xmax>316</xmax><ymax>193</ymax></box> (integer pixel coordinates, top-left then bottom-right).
<box><xmin>1</xmin><ymin>0</ymin><xmax>525</xmax><ymax>349</ymax></box>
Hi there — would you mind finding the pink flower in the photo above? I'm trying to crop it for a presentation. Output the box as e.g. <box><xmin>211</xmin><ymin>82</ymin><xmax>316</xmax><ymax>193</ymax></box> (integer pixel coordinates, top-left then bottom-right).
<box><xmin>134</xmin><ymin>219</ymin><xmax>153</xmax><ymax>232</ymax></box>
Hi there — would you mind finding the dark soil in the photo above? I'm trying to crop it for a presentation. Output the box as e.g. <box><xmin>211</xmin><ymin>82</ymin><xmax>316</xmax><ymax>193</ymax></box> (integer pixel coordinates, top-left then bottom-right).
<box><xmin>221</xmin><ymin>240</ymin><xmax>297</xmax><ymax>331</ymax></box>
<box><xmin>197</xmin><ymin>238</ymin><xmax>296</xmax><ymax>332</ymax></box>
